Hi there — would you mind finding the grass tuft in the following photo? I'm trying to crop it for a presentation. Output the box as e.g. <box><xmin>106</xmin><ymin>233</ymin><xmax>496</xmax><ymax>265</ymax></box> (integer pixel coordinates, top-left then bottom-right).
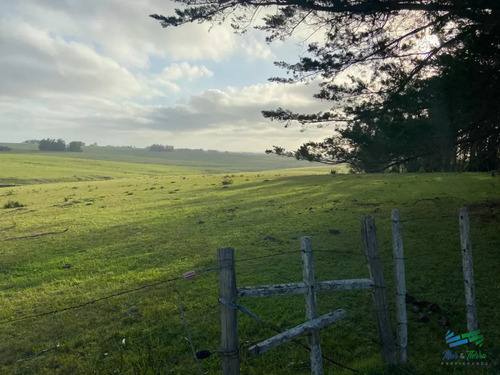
<box><xmin>2</xmin><ymin>200</ymin><xmax>24</xmax><ymax>209</ymax></box>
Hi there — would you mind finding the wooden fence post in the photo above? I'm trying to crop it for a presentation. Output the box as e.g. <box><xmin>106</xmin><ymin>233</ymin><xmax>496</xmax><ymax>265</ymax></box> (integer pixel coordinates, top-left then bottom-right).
<box><xmin>459</xmin><ymin>207</ymin><xmax>479</xmax><ymax>332</ymax></box>
<box><xmin>361</xmin><ymin>215</ymin><xmax>396</xmax><ymax>365</ymax></box>
<box><xmin>301</xmin><ymin>236</ymin><xmax>323</xmax><ymax>375</ymax></box>
<box><xmin>391</xmin><ymin>210</ymin><xmax>407</xmax><ymax>364</ymax></box>
<box><xmin>218</xmin><ymin>247</ymin><xmax>240</xmax><ymax>375</ymax></box>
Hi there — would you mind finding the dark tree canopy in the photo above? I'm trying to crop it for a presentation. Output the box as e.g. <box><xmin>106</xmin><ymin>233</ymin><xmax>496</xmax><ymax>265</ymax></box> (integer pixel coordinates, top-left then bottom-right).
<box><xmin>151</xmin><ymin>0</ymin><xmax>499</xmax><ymax>172</ymax></box>
<box><xmin>38</xmin><ymin>139</ymin><xmax>86</xmax><ymax>152</ymax></box>
<box><xmin>38</xmin><ymin>138</ymin><xmax>66</xmax><ymax>152</ymax></box>
<box><xmin>147</xmin><ymin>144</ymin><xmax>174</xmax><ymax>152</ymax></box>
<box><xmin>68</xmin><ymin>141</ymin><xmax>85</xmax><ymax>152</ymax></box>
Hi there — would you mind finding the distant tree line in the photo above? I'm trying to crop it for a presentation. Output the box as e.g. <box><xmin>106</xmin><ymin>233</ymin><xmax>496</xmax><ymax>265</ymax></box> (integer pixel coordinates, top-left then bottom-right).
<box><xmin>38</xmin><ymin>138</ymin><xmax>85</xmax><ymax>152</ymax></box>
<box><xmin>145</xmin><ymin>145</ymin><xmax>219</xmax><ymax>152</ymax></box>
<box><xmin>147</xmin><ymin>144</ymin><xmax>174</xmax><ymax>152</ymax></box>
<box><xmin>177</xmin><ymin>148</ymin><xmax>204</xmax><ymax>152</ymax></box>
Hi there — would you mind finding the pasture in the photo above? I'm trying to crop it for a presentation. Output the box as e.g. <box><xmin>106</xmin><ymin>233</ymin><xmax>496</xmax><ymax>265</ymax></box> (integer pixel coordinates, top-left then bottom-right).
<box><xmin>0</xmin><ymin>148</ymin><xmax>499</xmax><ymax>374</ymax></box>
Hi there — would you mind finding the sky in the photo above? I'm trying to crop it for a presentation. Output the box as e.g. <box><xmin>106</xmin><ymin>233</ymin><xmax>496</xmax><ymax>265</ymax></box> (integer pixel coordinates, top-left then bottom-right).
<box><xmin>0</xmin><ymin>0</ymin><xmax>336</xmax><ymax>152</ymax></box>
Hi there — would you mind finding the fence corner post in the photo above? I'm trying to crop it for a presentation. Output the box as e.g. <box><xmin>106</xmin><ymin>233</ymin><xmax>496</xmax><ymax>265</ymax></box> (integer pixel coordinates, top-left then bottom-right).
<box><xmin>391</xmin><ymin>209</ymin><xmax>408</xmax><ymax>364</ymax></box>
<box><xmin>218</xmin><ymin>247</ymin><xmax>240</xmax><ymax>375</ymax></box>
<box><xmin>459</xmin><ymin>207</ymin><xmax>479</xmax><ymax>332</ymax></box>
<box><xmin>301</xmin><ymin>236</ymin><xmax>323</xmax><ymax>375</ymax></box>
<box><xmin>361</xmin><ymin>215</ymin><xmax>396</xmax><ymax>365</ymax></box>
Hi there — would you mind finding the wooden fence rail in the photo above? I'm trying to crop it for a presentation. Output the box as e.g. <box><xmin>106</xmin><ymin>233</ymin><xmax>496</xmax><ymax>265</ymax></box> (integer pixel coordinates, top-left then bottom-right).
<box><xmin>217</xmin><ymin>208</ymin><xmax>480</xmax><ymax>374</ymax></box>
<box><xmin>219</xmin><ymin>216</ymin><xmax>398</xmax><ymax>375</ymax></box>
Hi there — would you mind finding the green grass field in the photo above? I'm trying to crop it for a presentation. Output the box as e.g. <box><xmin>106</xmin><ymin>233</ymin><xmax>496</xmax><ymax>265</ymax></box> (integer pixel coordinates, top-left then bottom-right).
<box><xmin>0</xmin><ymin>143</ymin><xmax>328</xmax><ymax>175</ymax></box>
<box><xmin>0</xmin><ymin>146</ymin><xmax>499</xmax><ymax>374</ymax></box>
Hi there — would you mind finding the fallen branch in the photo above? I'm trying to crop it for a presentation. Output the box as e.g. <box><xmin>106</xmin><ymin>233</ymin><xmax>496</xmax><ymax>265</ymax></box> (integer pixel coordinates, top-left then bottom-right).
<box><xmin>3</xmin><ymin>228</ymin><xmax>68</xmax><ymax>241</ymax></box>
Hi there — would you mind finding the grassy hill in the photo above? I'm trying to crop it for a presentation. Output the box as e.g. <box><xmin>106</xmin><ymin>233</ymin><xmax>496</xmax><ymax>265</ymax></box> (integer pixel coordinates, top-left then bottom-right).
<box><xmin>0</xmin><ymin>143</ymin><xmax>330</xmax><ymax>175</ymax></box>
<box><xmin>0</xmin><ymin>149</ymin><xmax>498</xmax><ymax>374</ymax></box>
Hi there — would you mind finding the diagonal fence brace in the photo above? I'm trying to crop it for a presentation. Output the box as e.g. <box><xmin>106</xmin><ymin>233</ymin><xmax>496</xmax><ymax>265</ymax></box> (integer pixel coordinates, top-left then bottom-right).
<box><xmin>248</xmin><ymin>309</ymin><xmax>347</xmax><ymax>357</ymax></box>
<box><xmin>218</xmin><ymin>297</ymin><xmax>270</xmax><ymax>327</ymax></box>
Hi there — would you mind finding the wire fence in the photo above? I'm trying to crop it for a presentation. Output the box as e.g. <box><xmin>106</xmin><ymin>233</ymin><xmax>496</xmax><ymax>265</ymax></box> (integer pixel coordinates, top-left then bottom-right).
<box><xmin>1</xmin><ymin>249</ymin><xmax>366</xmax><ymax>326</ymax></box>
<box><xmin>1</xmin><ymin>210</ymin><xmax>495</xmax><ymax>373</ymax></box>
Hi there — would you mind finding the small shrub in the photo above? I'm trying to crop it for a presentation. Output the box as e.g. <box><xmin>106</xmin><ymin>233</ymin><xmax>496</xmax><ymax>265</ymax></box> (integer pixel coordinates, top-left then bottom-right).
<box><xmin>330</xmin><ymin>169</ymin><xmax>337</xmax><ymax>175</ymax></box>
<box><xmin>222</xmin><ymin>176</ymin><xmax>233</xmax><ymax>185</ymax></box>
<box><xmin>3</xmin><ymin>201</ymin><xmax>24</xmax><ymax>209</ymax></box>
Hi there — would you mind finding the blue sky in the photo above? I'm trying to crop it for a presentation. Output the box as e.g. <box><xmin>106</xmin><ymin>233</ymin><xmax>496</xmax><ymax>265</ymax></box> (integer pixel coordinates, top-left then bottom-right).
<box><xmin>0</xmin><ymin>0</ymin><xmax>334</xmax><ymax>152</ymax></box>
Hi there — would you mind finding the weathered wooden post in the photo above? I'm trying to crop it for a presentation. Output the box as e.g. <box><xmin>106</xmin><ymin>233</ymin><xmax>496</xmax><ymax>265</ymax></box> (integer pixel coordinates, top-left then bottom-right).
<box><xmin>361</xmin><ymin>215</ymin><xmax>396</xmax><ymax>365</ymax></box>
<box><xmin>218</xmin><ymin>247</ymin><xmax>240</xmax><ymax>375</ymax></box>
<box><xmin>459</xmin><ymin>207</ymin><xmax>478</xmax><ymax>332</ymax></box>
<box><xmin>220</xmin><ymin>234</ymin><xmax>379</xmax><ymax>373</ymax></box>
<box><xmin>391</xmin><ymin>209</ymin><xmax>407</xmax><ymax>364</ymax></box>
<box><xmin>301</xmin><ymin>236</ymin><xmax>323</xmax><ymax>375</ymax></box>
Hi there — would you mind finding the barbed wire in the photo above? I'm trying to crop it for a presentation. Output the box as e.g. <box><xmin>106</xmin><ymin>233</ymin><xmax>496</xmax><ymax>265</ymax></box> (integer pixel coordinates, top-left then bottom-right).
<box><xmin>177</xmin><ymin>291</ymin><xmax>204</xmax><ymax>375</ymax></box>
<box><xmin>0</xmin><ymin>248</ymin><xmax>354</xmax><ymax>326</ymax></box>
<box><xmin>219</xmin><ymin>298</ymin><xmax>359</xmax><ymax>372</ymax></box>
<box><xmin>234</xmin><ymin>250</ymin><xmax>299</xmax><ymax>263</ymax></box>
<box><xmin>0</xmin><ymin>265</ymin><xmax>222</xmax><ymax>326</ymax></box>
<box><xmin>402</xmin><ymin>246</ymin><xmax>470</xmax><ymax>260</ymax></box>
<box><xmin>321</xmin><ymin>307</ymin><xmax>382</xmax><ymax>347</ymax></box>
<box><xmin>0</xmin><ymin>229</ymin><xmax>487</xmax><ymax>373</ymax></box>
<box><xmin>315</xmin><ymin>249</ymin><xmax>365</xmax><ymax>256</ymax></box>
<box><xmin>0</xmin><ymin>231</ymin><xmax>477</xmax><ymax>328</ymax></box>
<box><xmin>0</xmin><ymin>239</ymin><xmax>463</xmax><ymax>327</ymax></box>
<box><xmin>236</xmin><ymin>249</ymin><xmax>367</xmax><ymax>263</ymax></box>
<box><xmin>0</xmin><ymin>249</ymin><xmax>361</xmax><ymax>326</ymax></box>
<box><xmin>400</xmin><ymin>214</ymin><xmax>456</xmax><ymax>223</ymax></box>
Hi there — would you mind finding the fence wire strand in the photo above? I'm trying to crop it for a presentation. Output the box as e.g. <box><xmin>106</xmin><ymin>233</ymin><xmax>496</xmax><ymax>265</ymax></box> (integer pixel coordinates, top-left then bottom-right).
<box><xmin>0</xmin><ymin>265</ymin><xmax>222</xmax><ymax>325</ymax></box>
<box><xmin>178</xmin><ymin>292</ymin><xmax>204</xmax><ymax>375</ymax></box>
<box><xmin>1</xmin><ymin>209</ymin><xmax>489</xmax><ymax>372</ymax></box>
<box><xmin>219</xmin><ymin>298</ymin><xmax>359</xmax><ymax>372</ymax></box>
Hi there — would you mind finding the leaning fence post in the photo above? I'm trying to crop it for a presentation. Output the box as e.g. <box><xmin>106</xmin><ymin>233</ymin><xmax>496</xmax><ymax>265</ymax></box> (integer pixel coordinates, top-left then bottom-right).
<box><xmin>391</xmin><ymin>210</ymin><xmax>407</xmax><ymax>364</ymax></box>
<box><xmin>218</xmin><ymin>247</ymin><xmax>240</xmax><ymax>375</ymax></box>
<box><xmin>301</xmin><ymin>236</ymin><xmax>323</xmax><ymax>375</ymax></box>
<box><xmin>459</xmin><ymin>207</ymin><xmax>479</xmax><ymax>332</ymax></box>
<box><xmin>361</xmin><ymin>215</ymin><xmax>396</xmax><ymax>365</ymax></box>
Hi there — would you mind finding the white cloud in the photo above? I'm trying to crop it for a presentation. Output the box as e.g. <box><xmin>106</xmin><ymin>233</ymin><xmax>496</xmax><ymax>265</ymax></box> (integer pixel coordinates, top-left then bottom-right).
<box><xmin>12</xmin><ymin>0</ymin><xmax>239</xmax><ymax>68</ymax></box>
<box><xmin>0</xmin><ymin>1</ymin><xmax>338</xmax><ymax>153</ymax></box>
<box><xmin>239</xmin><ymin>35</ymin><xmax>276</xmax><ymax>61</ymax></box>
<box><xmin>161</xmin><ymin>62</ymin><xmax>213</xmax><ymax>81</ymax></box>
<box><xmin>0</xmin><ymin>18</ymin><xmax>149</xmax><ymax>100</ymax></box>
<box><xmin>1</xmin><ymin>78</ymin><xmax>334</xmax><ymax>151</ymax></box>
<box><xmin>108</xmin><ymin>81</ymin><xmax>330</xmax><ymax>134</ymax></box>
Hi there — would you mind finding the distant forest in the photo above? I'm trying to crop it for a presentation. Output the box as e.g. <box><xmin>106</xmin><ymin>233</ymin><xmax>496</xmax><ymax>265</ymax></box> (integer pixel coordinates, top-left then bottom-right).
<box><xmin>24</xmin><ymin>139</ymin><xmax>85</xmax><ymax>152</ymax></box>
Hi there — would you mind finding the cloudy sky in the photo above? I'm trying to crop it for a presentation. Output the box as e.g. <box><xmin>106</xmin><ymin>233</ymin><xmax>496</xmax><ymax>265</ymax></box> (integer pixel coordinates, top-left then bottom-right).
<box><xmin>0</xmin><ymin>0</ymin><xmax>337</xmax><ymax>152</ymax></box>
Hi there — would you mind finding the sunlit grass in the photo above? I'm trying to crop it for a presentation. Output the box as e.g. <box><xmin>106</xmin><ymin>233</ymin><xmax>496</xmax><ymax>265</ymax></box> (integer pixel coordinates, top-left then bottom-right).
<box><xmin>0</xmin><ymin>152</ymin><xmax>498</xmax><ymax>374</ymax></box>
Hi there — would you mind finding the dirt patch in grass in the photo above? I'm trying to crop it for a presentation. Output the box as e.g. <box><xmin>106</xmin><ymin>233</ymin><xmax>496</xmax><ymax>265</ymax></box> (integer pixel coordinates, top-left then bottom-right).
<box><xmin>468</xmin><ymin>199</ymin><xmax>500</xmax><ymax>222</ymax></box>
